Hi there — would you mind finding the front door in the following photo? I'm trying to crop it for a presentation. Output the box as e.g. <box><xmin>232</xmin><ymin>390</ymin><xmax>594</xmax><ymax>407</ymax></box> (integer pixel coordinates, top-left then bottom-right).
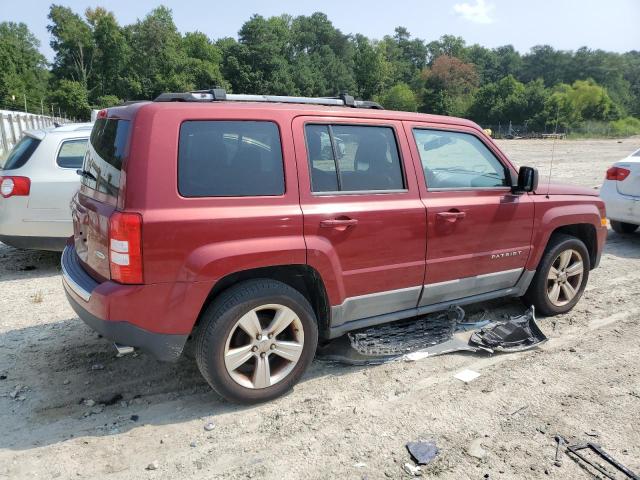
<box><xmin>292</xmin><ymin>116</ymin><xmax>427</xmax><ymax>328</ymax></box>
<box><xmin>404</xmin><ymin>123</ymin><xmax>534</xmax><ymax>306</ymax></box>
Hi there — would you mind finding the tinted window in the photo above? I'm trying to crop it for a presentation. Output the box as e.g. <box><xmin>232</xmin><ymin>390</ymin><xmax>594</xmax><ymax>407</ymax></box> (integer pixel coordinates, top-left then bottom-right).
<box><xmin>413</xmin><ymin>129</ymin><xmax>508</xmax><ymax>190</ymax></box>
<box><xmin>83</xmin><ymin>119</ymin><xmax>131</xmax><ymax>197</ymax></box>
<box><xmin>305</xmin><ymin>125</ymin><xmax>338</xmax><ymax>192</ymax></box>
<box><xmin>57</xmin><ymin>139</ymin><xmax>88</xmax><ymax>169</ymax></box>
<box><xmin>179</xmin><ymin>121</ymin><xmax>284</xmax><ymax>197</ymax></box>
<box><xmin>305</xmin><ymin>124</ymin><xmax>405</xmax><ymax>192</ymax></box>
<box><xmin>1</xmin><ymin>136</ymin><xmax>40</xmax><ymax>170</ymax></box>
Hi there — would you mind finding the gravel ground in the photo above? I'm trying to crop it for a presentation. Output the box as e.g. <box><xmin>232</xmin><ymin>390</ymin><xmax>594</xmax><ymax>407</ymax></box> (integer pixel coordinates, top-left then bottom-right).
<box><xmin>1</xmin><ymin>137</ymin><xmax>639</xmax><ymax>480</ymax></box>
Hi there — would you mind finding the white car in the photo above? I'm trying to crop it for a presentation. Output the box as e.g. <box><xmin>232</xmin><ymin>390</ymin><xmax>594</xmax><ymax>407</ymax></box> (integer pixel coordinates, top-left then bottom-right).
<box><xmin>600</xmin><ymin>147</ymin><xmax>640</xmax><ymax>234</ymax></box>
<box><xmin>0</xmin><ymin>123</ymin><xmax>92</xmax><ymax>251</ymax></box>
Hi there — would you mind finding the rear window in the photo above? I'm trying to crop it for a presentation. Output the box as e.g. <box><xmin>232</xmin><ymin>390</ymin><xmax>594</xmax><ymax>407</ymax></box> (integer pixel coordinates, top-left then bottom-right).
<box><xmin>178</xmin><ymin>121</ymin><xmax>285</xmax><ymax>197</ymax></box>
<box><xmin>0</xmin><ymin>135</ymin><xmax>40</xmax><ymax>170</ymax></box>
<box><xmin>57</xmin><ymin>139</ymin><xmax>88</xmax><ymax>169</ymax></box>
<box><xmin>82</xmin><ymin>118</ymin><xmax>130</xmax><ymax>196</ymax></box>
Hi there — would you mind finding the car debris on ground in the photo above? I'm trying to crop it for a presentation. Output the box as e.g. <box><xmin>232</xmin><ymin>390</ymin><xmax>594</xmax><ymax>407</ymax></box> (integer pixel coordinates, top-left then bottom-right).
<box><xmin>316</xmin><ymin>306</ymin><xmax>546</xmax><ymax>365</ymax></box>
<box><xmin>406</xmin><ymin>440</ymin><xmax>439</xmax><ymax>465</ymax></box>
<box><xmin>564</xmin><ymin>439</ymin><xmax>639</xmax><ymax>480</ymax></box>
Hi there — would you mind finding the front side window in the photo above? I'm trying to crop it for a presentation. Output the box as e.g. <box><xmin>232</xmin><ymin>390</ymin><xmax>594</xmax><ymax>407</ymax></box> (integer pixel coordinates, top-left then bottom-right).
<box><xmin>413</xmin><ymin>129</ymin><xmax>508</xmax><ymax>190</ymax></box>
<box><xmin>57</xmin><ymin>139</ymin><xmax>88</xmax><ymax>169</ymax></box>
<box><xmin>178</xmin><ymin>121</ymin><xmax>284</xmax><ymax>197</ymax></box>
<box><xmin>305</xmin><ymin>124</ymin><xmax>405</xmax><ymax>193</ymax></box>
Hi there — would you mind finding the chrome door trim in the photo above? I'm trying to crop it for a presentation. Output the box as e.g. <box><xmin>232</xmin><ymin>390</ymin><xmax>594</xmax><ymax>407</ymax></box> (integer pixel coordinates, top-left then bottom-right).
<box><xmin>330</xmin><ymin>285</ymin><xmax>422</xmax><ymax>327</ymax></box>
<box><xmin>328</xmin><ymin>269</ymin><xmax>535</xmax><ymax>338</ymax></box>
<box><xmin>418</xmin><ymin>268</ymin><xmax>523</xmax><ymax>306</ymax></box>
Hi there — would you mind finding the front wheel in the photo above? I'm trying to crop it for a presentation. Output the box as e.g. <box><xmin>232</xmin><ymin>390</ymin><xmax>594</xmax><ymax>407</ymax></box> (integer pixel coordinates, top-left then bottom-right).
<box><xmin>195</xmin><ymin>279</ymin><xmax>318</xmax><ymax>404</ymax></box>
<box><xmin>611</xmin><ymin>220</ymin><xmax>638</xmax><ymax>234</ymax></box>
<box><xmin>523</xmin><ymin>234</ymin><xmax>590</xmax><ymax>316</ymax></box>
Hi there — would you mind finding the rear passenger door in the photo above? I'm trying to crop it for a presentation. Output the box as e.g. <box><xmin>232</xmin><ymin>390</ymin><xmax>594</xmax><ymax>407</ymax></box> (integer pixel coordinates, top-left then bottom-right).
<box><xmin>293</xmin><ymin>116</ymin><xmax>427</xmax><ymax>329</ymax></box>
<box><xmin>405</xmin><ymin>123</ymin><xmax>534</xmax><ymax>306</ymax></box>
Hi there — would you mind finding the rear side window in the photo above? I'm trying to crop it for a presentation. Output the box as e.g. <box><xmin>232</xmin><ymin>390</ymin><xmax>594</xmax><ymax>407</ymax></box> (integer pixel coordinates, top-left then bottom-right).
<box><xmin>305</xmin><ymin>124</ymin><xmax>405</xmax><ymax>193</ymax></box>
<box><xmin>413</xmin><ymin>129</ymin><xmax>508</xmax><ymax>190</ymax></box>
<box><xmin>57</xmin><ymin>139</ymin><xmax>88</xmax><ymax>169</ymax></box>
<box><xmin>0</xmin><ymin>136</ymin><xmax>40</xmax><ymax>170</ymax></box>
<box><xmin>178</xmin><ymin>121</ymin><xmax>285</xmax><ymax>197</ymax></box>
<box><xmin>83</xmin><ymin>118</ymin><xmax>131</xmax><ymax>196</ymax></box>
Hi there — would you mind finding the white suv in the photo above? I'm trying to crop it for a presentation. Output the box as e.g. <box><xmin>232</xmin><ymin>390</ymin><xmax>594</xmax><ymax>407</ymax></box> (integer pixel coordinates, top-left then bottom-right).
<box><xmin>0</xmin><ymin>123</ymin><xmax>92</xmax><ymax>251</ymax></box>
<box><xmin>600</xmin><ymin>147</ymin><xmax>640</xmax><ymax>234</ymax></box>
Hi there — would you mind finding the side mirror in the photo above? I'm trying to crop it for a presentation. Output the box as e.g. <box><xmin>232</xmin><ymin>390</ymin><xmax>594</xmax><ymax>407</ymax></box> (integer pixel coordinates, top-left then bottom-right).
<box><xmin>513</xmin><ymin>166</ymin><xmax>539</xmax><ymax>193</ymax></box>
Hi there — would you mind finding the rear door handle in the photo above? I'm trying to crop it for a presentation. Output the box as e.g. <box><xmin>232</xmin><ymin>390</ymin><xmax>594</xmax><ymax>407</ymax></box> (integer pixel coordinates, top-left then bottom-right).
<box><xmin>436</xmin><ymin>211</ymin><xmax>466</xmax><ymax>221</ymax></box>
<box><xmin>320</xmin><ymin>218</ymin><xmax>358</xmax><ymax>228</ymax></box>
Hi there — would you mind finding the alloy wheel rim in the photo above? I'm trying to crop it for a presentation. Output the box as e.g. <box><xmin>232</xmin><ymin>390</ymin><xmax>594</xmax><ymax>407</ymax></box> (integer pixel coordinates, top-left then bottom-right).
<box><xmin>546</xmin><ymin>249</ymin><xmax>584</xmax><ymax>307</ymax></box>
<box><xmin>223</xmin><ymin>304</ymin><xmax>304</xmax><ymax>389</ymax></box>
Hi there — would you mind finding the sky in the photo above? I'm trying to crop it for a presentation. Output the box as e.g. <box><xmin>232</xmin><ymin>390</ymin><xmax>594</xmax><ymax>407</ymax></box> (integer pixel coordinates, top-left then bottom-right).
<box><xmin>2</xmin><ymin>0</ymin><xmax>639</xmax><ymax>61</ymax></box>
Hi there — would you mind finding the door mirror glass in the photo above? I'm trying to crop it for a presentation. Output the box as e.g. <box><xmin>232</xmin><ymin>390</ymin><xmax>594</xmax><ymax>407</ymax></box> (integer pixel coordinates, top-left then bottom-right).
<box><xmin>514</xmin><ymin>166</ymin><xmax>539</xmax><ymax>193</ymax></box>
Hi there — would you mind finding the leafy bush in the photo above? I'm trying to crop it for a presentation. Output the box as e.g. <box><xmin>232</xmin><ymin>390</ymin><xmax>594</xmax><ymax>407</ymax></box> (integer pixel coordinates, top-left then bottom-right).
<box><xmin>610</xmin><ymin>117</ymin><xmax>640</xmax><ymax>137</ymax></box>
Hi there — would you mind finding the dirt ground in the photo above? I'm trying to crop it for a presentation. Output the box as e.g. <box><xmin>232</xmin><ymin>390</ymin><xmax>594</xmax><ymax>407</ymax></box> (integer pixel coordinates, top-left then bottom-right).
<box><xmin>1</xmin><ymin>138</ymin><xmax>639</xmax><ymax>480</ymax></box>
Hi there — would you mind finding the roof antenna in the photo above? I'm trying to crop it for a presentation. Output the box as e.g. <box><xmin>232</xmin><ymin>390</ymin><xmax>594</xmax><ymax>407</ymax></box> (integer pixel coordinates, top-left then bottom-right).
<box><xmin>546</xmin><ymin>104</ymin><xmax>560</xmax><ymax>199</ymax></box>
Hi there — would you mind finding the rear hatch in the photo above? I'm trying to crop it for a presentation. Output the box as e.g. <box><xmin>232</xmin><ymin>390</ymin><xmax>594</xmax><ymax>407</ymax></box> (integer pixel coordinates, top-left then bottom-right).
<box><xmin>73</xmin><ymin>116</ymin><xmax>131</xmax><ymax>281</ymax></box>
<box><xmin>616</xmin><ymin>153</ymin><xmax>640</xmax><ymax>198</ymax></box>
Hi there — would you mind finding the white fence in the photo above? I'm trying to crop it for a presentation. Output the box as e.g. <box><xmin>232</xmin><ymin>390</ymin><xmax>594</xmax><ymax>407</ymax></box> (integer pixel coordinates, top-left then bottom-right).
<box><xmin>0</xmin><ymin>110</ymin><xmax>72</xmax><ymax>159</ymax></box>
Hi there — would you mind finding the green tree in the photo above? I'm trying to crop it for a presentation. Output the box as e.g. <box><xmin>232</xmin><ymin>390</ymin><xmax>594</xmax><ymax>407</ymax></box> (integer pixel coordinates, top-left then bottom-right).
<box><xmin>353</xmin><ymin>35</ymin><xmax>391</xmax><ymax>99</ymax></box>
<box><xmin>48</xmin><ymin>79</ymin><xmax>90</xmax><ymax>119</ymax></box>
<box><xmin>124</xmin><ymin>6</ymin><xmax>190</xmax><ymax>99</ymax></box>
<box><xmin>48</xmin><ymin>5</ymin><xmax>94</xmax><ymax>88</ymax></box>
<box><xmin>85</xmin><ymin>7</ymin><xmax>129</xmax><ymax>101</ymax></box>
<box><xmin>375</xmin><ymin>83</ymin><xmax>418</xmax><ymax>111</ymax></box>
<box><xmin>0</xmin><ymin>22</ymin><xmax>49</xmax><ymax>111</ymax></box>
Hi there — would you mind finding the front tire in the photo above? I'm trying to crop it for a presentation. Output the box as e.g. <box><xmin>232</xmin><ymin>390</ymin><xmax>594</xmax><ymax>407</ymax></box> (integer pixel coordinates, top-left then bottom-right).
<box><xmin>523</xmin><ymin>234</ymin><xmax>590</xmax><ymax>316</ymax></box>
<box><xmin>611</xmin><ymin>220</ymin><xmax>638</xmax><ymax>234</ymax></box>
<box><xmin>195</xmin><ymin>279</ymin><xmax>318</xmax><ymax>404</ymax></box>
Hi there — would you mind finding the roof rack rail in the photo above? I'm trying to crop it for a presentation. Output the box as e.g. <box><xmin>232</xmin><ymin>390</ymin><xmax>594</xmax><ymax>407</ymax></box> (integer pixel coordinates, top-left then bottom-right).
<box><xmin>153</xmin><ymin>89</ymin><xmax>384</xmax><ymax>110</ymax></box>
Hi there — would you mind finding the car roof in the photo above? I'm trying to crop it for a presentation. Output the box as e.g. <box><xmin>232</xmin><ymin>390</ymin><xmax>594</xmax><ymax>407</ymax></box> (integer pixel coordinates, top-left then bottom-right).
<box><xmin>110</xmin><ymin>101</ymin><xmax>482</xmax><ymax>130</ymax></box>
<box><xmin>25</xmin><ymin>122</ymin><xmax>93</xmax><ymax>140</ymax></box>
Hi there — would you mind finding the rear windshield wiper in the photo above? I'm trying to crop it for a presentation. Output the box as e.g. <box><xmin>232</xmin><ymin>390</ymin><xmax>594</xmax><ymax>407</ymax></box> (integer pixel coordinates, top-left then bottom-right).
<box><xmin>76</xmin><ymin>169</ymin><xmax>97</xmax><ymax>181</ymax></box>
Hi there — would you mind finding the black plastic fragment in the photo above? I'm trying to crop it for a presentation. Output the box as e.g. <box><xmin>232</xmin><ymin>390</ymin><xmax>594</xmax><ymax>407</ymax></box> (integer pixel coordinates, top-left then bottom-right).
<box><xmin>468</xmin><ymin>308</ymin><xmax>547</xmax><ymax>352</ymax></box>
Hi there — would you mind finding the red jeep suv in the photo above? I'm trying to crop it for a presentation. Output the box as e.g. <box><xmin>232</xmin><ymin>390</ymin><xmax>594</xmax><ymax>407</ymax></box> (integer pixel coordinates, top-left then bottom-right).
<box><xmin>62</xmin><ymin>90</ymin><xmax>607</xmax><ymax>403</ymax></box>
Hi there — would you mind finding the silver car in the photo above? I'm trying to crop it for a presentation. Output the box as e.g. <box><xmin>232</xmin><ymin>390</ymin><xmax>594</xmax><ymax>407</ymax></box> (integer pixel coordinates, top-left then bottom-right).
<box><xmin>0</xmin><ymin>123</ymin><xmax>92</xmax><ymax>251</ymax></box>
<box><xmin>600</xmin><ymin>147</ymin><xmax>640</xmax><ymax>234</ymax></box>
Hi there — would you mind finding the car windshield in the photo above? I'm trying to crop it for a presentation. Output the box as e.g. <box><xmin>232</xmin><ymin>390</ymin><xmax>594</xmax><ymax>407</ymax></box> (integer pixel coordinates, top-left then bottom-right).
<box><xmin>0</xmin><ymin>135</ymin><xmax>41</xmax><ymax>170</ymax></box>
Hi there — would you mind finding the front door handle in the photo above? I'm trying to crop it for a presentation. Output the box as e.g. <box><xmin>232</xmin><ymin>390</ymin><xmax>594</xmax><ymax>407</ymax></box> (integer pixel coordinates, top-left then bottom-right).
<box><xmin>320</xmin><ymin>218</ymin><xmax>358</xmax><ymax>228</ymax></box>
<box><xmin>436</xmin><ymin>211</ymin><xmax>466</xmax><ymax>222</ymax></box>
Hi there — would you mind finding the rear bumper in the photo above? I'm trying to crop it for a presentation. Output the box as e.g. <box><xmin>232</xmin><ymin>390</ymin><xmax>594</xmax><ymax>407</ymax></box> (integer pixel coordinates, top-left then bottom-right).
<box><xmin>61</xmin><ymin>245</ymin><xmax>189</xmax><ymax>362</ymax></box>
<box><xmin>0</xmin><ymin>234</ymin><xmax>66</xmax><ymax>251</ymax></box>
<box><xmin>0</xmin><ymin>196</ymin><xmax>72</xmax><ymax>247</ymax></box>
<box><xmin>600</xmin><ymin>183</ymin><xmax>640</xmax><ymax>225</ymax></box>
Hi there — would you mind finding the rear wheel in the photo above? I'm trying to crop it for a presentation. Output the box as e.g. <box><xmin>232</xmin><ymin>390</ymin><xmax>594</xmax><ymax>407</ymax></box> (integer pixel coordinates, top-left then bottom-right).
<box><xmin>195</xmin><ymin>279</ymin><xmax>318</xmax><ymax>404</ymax></box>
<box><xmin>611</xmin><ymin>220</ymin><xmax>638</xmax><ymax>234</ymax></box>
<box><xmin>523</xmin><ymin>234</ymin><xmax>590</xmax><ymax>316</ymax></box>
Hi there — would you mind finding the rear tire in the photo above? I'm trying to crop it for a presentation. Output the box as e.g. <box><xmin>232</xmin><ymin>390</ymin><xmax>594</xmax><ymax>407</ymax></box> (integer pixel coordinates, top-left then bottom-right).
<box><xmin>611</xmin><ymin>220</ymin><xmax>638</xmax><ymax>234</ymax></box>
<box><xmin>523</xmin><ymin>234</ymin><xmax>590</xmax><ymax>316</ymax></box>
<box><xmin>195</xmin><ymin>279</ymin><xmax>318</xmax><ymax>404</ymax></box>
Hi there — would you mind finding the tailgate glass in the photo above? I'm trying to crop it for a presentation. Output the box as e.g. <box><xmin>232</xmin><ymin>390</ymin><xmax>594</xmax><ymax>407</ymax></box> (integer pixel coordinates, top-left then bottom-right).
<box><xmin>82</xmin><ymin>118</ymin><xmax>130</xmax><ymax>198</ymax></box>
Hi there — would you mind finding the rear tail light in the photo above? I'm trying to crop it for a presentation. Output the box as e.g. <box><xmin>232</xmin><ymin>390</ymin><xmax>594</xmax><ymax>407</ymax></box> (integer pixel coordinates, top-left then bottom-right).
<box><xmin>606</xmin><ymin>166</ymin><xmax>630</xmax><ymax>181</ymax></box>
<box><xmin>109</xmin><ymin>212</ymin><xmax>143</xmax><ymax>284</ymax></box>
<box><xmin>0</xmin><ymin>176</ymin><xmax>30</xmax><ymax>198</ymax></box>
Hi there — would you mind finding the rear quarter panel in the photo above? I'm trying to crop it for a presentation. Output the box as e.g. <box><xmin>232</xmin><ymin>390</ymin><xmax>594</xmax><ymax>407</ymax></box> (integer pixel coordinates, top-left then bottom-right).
<box><xmin>124</xmin><ymin>103</ymin><xmax>306</xmax><ymax>288</ymax></box>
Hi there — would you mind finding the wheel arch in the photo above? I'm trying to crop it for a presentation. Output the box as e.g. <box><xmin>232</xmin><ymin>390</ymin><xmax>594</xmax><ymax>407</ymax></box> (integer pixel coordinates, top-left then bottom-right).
<box><xmin>193</xmin><ymin>265</ymin><xmax>331</xmax><ymax>339</ymax></box>
<box><xmin>550</xmin><ymin>223</ymin><xmax>598</xmax><ymax>269</ymax></box>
